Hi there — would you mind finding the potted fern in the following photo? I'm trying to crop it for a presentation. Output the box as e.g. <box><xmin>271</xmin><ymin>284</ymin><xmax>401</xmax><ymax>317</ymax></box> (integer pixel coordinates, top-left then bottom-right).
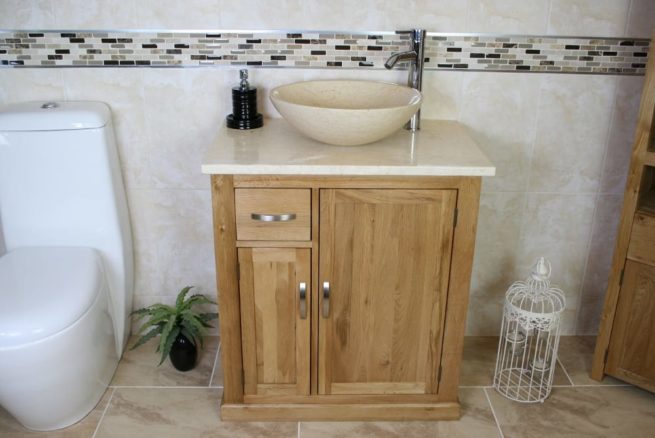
<box><xmin>130</xmin><ymin>286</ymin><xmax>218</xmax><ymax>371</ymax></box>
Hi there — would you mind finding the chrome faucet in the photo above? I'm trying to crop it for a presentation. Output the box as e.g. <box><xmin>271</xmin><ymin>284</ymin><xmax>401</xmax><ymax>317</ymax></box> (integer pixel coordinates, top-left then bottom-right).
<box><xmin>384</xmin><ymin>29</ymin><xmax>426</xmax><ymax>131</ymax></box>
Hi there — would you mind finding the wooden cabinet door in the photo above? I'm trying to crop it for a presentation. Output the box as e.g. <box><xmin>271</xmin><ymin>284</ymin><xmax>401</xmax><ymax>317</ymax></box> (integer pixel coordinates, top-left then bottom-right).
<box><xmin>318</xmin><ymin>189</ymin><xmax>456</xmax><ymax>395</ymax></box>
<box><xmin>606</xmin><ymin>260</ymin><xmax>655</xmax><ymax>392</ymax></box>
<box><xmin>238</xmin><ymin>248</ymin><xmax>311</xmax><ymax>396</ymax></box>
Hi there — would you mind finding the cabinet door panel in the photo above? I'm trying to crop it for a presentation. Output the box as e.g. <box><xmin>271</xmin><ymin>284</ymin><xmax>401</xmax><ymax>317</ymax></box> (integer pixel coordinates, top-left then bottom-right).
<box><xmin>606</xmin><ymin>260</ymin><xmax>655</xmax><ymax>391</ymax></box>
<box><xmin>238</xmin><ymin>248</ymin><xmax>311</xmax><ymax>396</ymax></box>
<box><xmin>318</xmin><ymin>189</ymin><xmax>456</xmax><ymax>395</ymax></box>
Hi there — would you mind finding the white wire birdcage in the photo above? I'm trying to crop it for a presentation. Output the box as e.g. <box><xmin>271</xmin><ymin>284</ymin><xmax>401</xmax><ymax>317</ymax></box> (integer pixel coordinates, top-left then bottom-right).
<box><xmin>493</xmin><ymin>257</ymin><xmax>565</xmax><ymax>403</ymax></box>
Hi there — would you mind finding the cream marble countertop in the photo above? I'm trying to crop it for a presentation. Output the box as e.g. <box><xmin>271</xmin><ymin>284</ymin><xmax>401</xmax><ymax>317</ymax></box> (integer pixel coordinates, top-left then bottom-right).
<box><xmin>201</xmin><ymin>118</ymin><xmax>495</xmax><ymax>176</ymax></box>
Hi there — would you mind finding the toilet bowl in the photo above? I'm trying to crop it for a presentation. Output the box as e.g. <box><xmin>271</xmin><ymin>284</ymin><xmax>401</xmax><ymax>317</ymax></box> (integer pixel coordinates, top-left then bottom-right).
<box><xmin>0</xmin><ymin>247</ymin><xmax>117</xmax><ymax>431</ymax></box>
<box><xmin>0</xmin><ymin>101</ymin><xmax>133</xmax><ymax>430</ymax></box>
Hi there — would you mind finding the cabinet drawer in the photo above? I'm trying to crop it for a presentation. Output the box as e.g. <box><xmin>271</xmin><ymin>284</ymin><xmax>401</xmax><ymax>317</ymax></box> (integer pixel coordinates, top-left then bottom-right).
<box><xmin>235</xmin><ymin>188</ymin><xmax>311</xmax><ymax>241</ymax></box>
<box><xmin>627</xmin><ymin>212</ymin><xmax>655</xmax><ymax>266</ymax></box>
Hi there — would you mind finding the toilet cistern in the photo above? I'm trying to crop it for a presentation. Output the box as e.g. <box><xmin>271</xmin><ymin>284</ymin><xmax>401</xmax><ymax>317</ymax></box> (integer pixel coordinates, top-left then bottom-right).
<box><xmin>384</xmin><ymin>29</ymin><xmax>426</xmax><ymax>131</ymax></box>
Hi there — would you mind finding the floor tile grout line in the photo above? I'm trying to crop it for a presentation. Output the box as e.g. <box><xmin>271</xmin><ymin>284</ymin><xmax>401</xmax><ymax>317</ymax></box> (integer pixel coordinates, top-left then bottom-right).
<box><xmin>483</xmin><ymin>387</ymin><xmax>505</xmax><ymax>438</ymax></box>
<box><xmin>209</xmin><ymin>341</ymin><xmax>221</xmax><ymax>387</ymax></box>
<box><xmin>91</xmin><ymin>387</ymin><xmax>115</xmax><ymax>438</ymax></box>
<box><xmin>557</xmin><ymin>357</ymin><xmax>575</xmax><ymax>386</ymax></box>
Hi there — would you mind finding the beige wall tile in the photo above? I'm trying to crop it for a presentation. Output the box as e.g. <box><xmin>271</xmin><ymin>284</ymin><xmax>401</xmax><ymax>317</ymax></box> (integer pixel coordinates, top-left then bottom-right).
<box><xmin>141</xmin><ymin>68</ymin><xmax>228</xmax><ymax>189</ymax></box>
<box><xmin>576</xmin><ymin>194</ymin><xmax>623</xmax><ymax>334</ymax></box>
<box><xmin>61</xmin><ymin>68</ymin><xmax>152</xmax><ymax>189</ymax></box>
<box><xmin>466</xmin><ymin>0</ymin><xmax>550</xmax><ymax>33</ymax></box>
<box><xmin>529</xmin><ymin>75</ymin><xmax>616</xmax><ymax>194</ymax></box>
<box><xmin>218</xmin><ymin>0</ymin><xmax>305</xmax><ymax>29</ymax></box>
<box><xmin>53</xmin><ymin>0</ymin><xmax>138</xmax><ymax>28</ymax></box>
<box><xmin>0</xmin><ymin>69</ymin><xmax>65</xmax><ymax>103</ymax></box>
<box><xmin>548</xmin><ymin>0</ymin><xmax>631</xmax><ymax>36</ymax></box>
<box><xmin>356</xmin><ymin>0</ymin><xmax>468</xmax><ymax>31</ymax></box>
<box><xmin>600</xmin><ymin>76</ymin><xmax>644</xmax><ymax>195</ymax></box>
<box><xmin>459</xmin><ymin>73</ymin><xmax>542</xmax><ymax>192</ymax></box>
<box><xmin>0</xmin><ymin>0</ymin><xmax>54</xmax><ymax>28</ymax></box>
<box><xmin>626</xmin><ymin>0</ymin><xmax>655</xmax><ymax>37</ymax></box>
<box><xmin>420</xmin><ymin>70</ymin><xmax>463</xmax><ymax>120</ymax></box>
<box><xmin>136</xmin><ymin>0</ymin><xmax>220</xmax><ymax>29</ymax></box>
<box><xmin>516</xmin><ymin>193</ymin><xmax>597</xmax><ymax>334</ymax></box>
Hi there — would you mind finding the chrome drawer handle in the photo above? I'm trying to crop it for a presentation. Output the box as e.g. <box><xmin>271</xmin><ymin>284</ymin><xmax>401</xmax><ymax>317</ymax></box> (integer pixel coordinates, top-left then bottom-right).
<box><xmin>251</xmin><ymin>213</ymin><xmax>297</xmax><ymax>222</ymax></box>
<box><xmin>322</xmin><ymin>281</ymin><xmax>330</xmax><ymax>318</ymax></box>
<box><xmin>299</xmin><ymin>282</ymin><xmax>307</xmax><ymax>319</ymax></box>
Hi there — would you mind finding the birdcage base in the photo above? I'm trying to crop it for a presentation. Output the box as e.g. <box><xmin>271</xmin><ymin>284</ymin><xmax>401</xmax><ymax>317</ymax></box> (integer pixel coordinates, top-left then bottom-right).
<box><xmin>494</xmin><ymin>367</ymin><xmax>551</xmax><ymax>403</ymax></box>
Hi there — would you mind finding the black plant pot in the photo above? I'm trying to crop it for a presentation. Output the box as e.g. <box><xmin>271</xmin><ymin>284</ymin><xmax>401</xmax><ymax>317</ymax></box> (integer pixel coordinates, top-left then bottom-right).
<box><xmin>169</xmin><ymin>334</ymin><xmax>197</xmax><ymax>372</ymax></box>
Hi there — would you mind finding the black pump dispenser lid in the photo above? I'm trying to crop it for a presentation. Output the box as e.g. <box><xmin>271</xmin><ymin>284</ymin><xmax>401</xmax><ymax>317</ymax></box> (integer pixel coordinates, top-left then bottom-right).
<box><xmin>227</xmin><ymin>69</ymin><xmax>263</xmax><ymax>130</ymax></box>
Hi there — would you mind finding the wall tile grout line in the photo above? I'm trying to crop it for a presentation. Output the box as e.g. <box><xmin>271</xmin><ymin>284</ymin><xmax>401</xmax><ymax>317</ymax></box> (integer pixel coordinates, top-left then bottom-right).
<box><xmin>91</xmin><ymin>387</ymin><xmax>115</xmax><ymax>438</ymax></box>
<box><xmin>109</xmin><ymin>385</ymin><xmax>220</xmax><ymax>389</ymax></box>
<box><xmin>483</xmin><ymin>387</ymin><xmax>505</xmax><ymax>438</ymax></box>
<box><xmin>297</xmin><ymin>421</ymin><xmax>301</xmax><ymax>438</ymax></box>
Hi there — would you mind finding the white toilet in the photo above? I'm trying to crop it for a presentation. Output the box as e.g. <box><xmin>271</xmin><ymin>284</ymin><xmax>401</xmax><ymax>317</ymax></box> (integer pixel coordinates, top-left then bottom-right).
<box><xmin>0</xmin><ymin>101</ymin><xmax>133</xmax><ymax>431</ymax></box>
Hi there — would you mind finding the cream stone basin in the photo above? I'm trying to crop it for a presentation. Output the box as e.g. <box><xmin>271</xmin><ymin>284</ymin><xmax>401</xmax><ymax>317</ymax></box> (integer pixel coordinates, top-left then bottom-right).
<box><xmin>269</xmin><ymin>80</ymin><xmax>422</xmax><ymax>146</ymax></box>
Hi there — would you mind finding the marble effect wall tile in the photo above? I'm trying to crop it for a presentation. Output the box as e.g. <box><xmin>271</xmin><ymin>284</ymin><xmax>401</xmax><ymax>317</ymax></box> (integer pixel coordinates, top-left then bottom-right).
<box><xmin>576</xmin><ymin>194</ymin><xmax>623</xmax><ymax>335</ymax></box>
<box><xmin>0</xmin><ymin>0</ymin><xmax>54</xmax><ymax>29</ymax></box>
<box><xmin>466</xmin><ymin>0</ymin><xmax>550</xmax><ymax>33</ymax></box>
<box><xmin>0</xmin><ymin>69</ymin><xmax>64</xmax><ymax>103</ymax></box>
<box><xmin>548</xmin><ymin>0</ymin><xmax>631</xmax><ymax>37</ymax></box>
<box><xmin>460</xmin><ymin>73</ymin><xmax>541</xmax><ymax>193</ymax></box>
<box><xmin>626</xmin><ymin>0</ymin><xmax>655</xmax><ymax>37</ymax></box>
<box><xmin>600</xmin><ymin>75</ymin><xmax>644</xmax><ymax>195</ymax></box>
<box><xmin>516</xmin><ymin>193</ymin><xmax>597</xmax><ymax>334</ymax></box>
<box><xmin>53</xmin><ymin>0</ymin><xmax>138</xmax><ymax>29</ymax></box>
<box><xmin>529</xmin><ymin>75</ymin><xmax>616</xmax><ymax>194</ymax></box>
<box><xmin>136</xmin><ymin>0</ymin><xmax>220</xmax><ymax>29</ymax></box>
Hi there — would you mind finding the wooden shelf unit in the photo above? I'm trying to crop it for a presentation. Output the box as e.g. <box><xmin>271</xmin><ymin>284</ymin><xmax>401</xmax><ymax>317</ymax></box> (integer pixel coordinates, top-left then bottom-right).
<box><xmin>591</xmin><ymin>29</ymin><xmax>655</xmax><ymax>392</ymax></box>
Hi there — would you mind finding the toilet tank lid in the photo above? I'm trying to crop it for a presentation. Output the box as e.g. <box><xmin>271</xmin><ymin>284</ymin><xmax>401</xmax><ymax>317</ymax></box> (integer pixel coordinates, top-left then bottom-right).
<box><xmin>0</xmin><ymin>101</ymin><xmax>110</xmax><ymax>131</ymax></box>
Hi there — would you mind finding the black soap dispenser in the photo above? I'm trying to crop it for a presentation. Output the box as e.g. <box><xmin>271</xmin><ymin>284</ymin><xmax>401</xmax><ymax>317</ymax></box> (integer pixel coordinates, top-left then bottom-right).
<box><xmin>226</xmin><ymin>69</ymin><xmax>263</xmax><ymax>130</ymax></box>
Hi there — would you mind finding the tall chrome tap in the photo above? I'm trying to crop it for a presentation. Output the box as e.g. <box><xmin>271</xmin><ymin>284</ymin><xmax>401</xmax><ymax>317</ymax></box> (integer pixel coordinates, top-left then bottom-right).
<box><xmin>384</xmin><ymin>29</ymin><xmax>426</xmax><ymax>131</ymax></box>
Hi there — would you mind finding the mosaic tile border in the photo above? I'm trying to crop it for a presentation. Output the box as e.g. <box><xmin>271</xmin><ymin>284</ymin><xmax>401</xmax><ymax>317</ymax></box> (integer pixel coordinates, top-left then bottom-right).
<box><xmin>0</xmin><ymin>29</ymin><xmax>650</xmax><ymax>75</ymax></box>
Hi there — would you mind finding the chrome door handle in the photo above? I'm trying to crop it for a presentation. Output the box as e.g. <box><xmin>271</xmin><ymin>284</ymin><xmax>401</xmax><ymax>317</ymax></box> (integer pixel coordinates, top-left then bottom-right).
<box><xmin>251</xmin><ymin>213</ymin><xmax>296</xmax><ymax>222</ymax></box>
<box><xmin>299</xmin><ymin>282</ymin><xmax>307</xmax><ymax>319</ymax></box>
<box><xmin>322</xmin><ymin>281</ymin><xmax>330</xmax><ymax>318</ymax></box>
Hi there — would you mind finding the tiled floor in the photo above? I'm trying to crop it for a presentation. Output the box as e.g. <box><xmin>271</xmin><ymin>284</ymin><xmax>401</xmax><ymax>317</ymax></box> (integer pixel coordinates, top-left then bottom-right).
<box><xmin>2</xmin><ymin>336</ymin><xmax>655</xmax><ymax>437</ymax></box>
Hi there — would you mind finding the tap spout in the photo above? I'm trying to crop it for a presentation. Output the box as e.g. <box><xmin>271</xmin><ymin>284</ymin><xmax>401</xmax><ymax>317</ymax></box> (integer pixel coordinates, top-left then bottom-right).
<box><xmin>384</xmin><ymin>50</ymin><xmax>417</xmax><ymax>70</ymax></box>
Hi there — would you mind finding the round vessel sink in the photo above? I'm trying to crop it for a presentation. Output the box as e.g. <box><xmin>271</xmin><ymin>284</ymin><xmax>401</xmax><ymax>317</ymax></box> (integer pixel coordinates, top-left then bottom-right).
<box><xmin>269</xmin><ymin>80</ymin><xmax>422</xmax><ymax>146</ymax></box>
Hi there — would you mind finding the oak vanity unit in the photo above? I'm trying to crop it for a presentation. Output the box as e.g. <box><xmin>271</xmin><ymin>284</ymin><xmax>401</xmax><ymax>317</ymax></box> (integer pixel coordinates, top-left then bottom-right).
<box><xmin>202</xmin><ymin>119</ymin><xmax>495</xmax><ymax>421</ymax></box>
